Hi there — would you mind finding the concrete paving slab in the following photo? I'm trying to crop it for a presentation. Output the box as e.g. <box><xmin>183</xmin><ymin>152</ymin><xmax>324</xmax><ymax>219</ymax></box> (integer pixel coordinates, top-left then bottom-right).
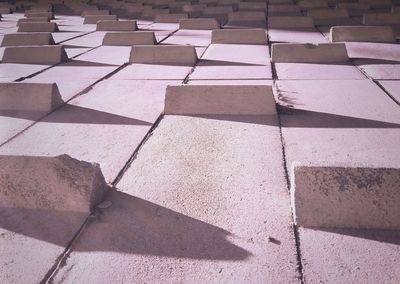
<box><xmin>330</xmin><ymin>26</ymin><xmax>396</xmax><ymax>43</ymax></box>
<box><xmin>1</xmin><ymin>32</ymin><xmax>54</xmax><ymax>46</ymax></box>
<box><xmin>268</xmin><ymin>16</ymin><xmax>314</xmax><ymax>28</ymax></box>
<box><xmin>268</xmin><ymin>28</ymin><xmax>327</xmax><ymax>44</ymax></box>
<box><xmin>179</xmin><ymin>18</ymin><xmax>220</xmax><ymax>30</ymax></box>
<box><xmin>271</xmin><ymin>43</ymin><xmax>349</xmax><ymax>63</ymax></box>
<box><xmin>0</xmin><ymin>63</ymin><xmax>50</xmax><ymax>82</ymax></box>
<box><xmin>345</xmin><ymin>42</ymin><xmax>400</xmax><ymax>61</ymax></box>
<box><xmin>275</xmin><ymin>62</ymin><xmax>365</xmax><ymax>80</ymax></box>
<box><xmin>378</xmin><ymin>80</ymin><xmax>400</xmax><ymax>103</ymax></box>
<box><xmin>74</xmin><ymin>46</ymin><xmax>131</xmax><ymax>65</ymax></box>
<box><xmin>0</xmin><ymin>79</ymin><xmax>179</xmax><ymax>182</ymax></box>
<box><xmin>0</xmin><ymin>154</ymin><xmax>108</xmax><ymax>284</ymax></box>
<box><xmin>96</xmin><ymin>20</ymin><xmax>138</xmax><ymax>31</ymax></box>
<box><xmin>62</xmin><ymin>31</ymin><xmax>104</xmax><ymax>48</ymax></box>
<box><xmin>111</xmin><ymin>64</ymin><xmax>192</xmax><ymax>80</ymax></box>
<box><xmin>226</xmin><ymin>11</ymin><xmax>267</xmax><ymax>28</ymax></box>
<box><xmin>83</xmin><ymin>15</ymin><xmax>117</xmax><ymax>25</ymax></box>
<box><xmin>299</xmin><ymin>227</ymin><xmax>400</xmax><ymax>283</ymax></box>
<box><xmin>162</xmin><ymin>29</ymin><xmax>211</xmax><ymax>47</ymax></box>
<box><xmin>202</xmin><ymin>44</ymin><xmax>270</xmax><ymax>65</ymax></box>
<box><xmin>52</xmin><ymin>111</ymin><xmax>300</xmax><ymax>283</ymax></box>
<box><xmin>154</xmin><ymin>13</ymin><xmax>188</xmax><ymax>23</ymax></box>
<box><xmin>103</xmin><ymin>31</ymin><xmax>156</xmax><ymax>46</ymax></box>
<box><xmin>17</xmin><ymin>22</ymin><xmax>58</xmax><ymax>32</ymax></box>
<box><xmin>187</xmin><ymin>79</ymin><xmax>274</xmax><ymax>85</ymax></box>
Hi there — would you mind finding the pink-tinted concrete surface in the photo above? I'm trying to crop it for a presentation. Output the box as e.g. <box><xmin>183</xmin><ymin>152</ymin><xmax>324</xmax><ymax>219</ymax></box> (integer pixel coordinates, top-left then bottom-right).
<box><xmin>378</xmin><ymin>80</ymin><xmax>400</xmax><ymax>104</ymax></box>
<box><xmin>268</xmin><ymin>28</ymin><xmax>328</xmax><ymax>44</ymax></box>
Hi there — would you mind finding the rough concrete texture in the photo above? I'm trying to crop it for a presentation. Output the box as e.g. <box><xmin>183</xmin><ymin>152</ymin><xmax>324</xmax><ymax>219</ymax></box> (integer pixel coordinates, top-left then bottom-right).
<box><xmin>0</xmin><ymin>154</ymin><xmax>108</xmax><ymax>284</ymax></box>
<box><xmin>103</xmin><ymin>31</ymin><xmax>156</xmax><ymax>46</ymax></box>
<box><xmin>165</xmin><ymin>85</ymin><xmax>276</xmax><ymax>115</ymax></box>
<box><xmin>211</xmin><ymin>29</ymin><xmax>267</xmax><ymax>44</ymax></box>
<box><xmin>179</xmin><ymin>18</ymin><xmax>220</xmax><ymax>30</ymax></box>
<box><xmin>53</xmin><ymin>114</ymin><xmax>299</xmax><ymax>283</ymax></box>
<box><xmin>291</xmin><ymin>164</ymin><xmax>400</xmax><ymax>229</ymax></box>
<box><xmin>130</xmin><ymin>45</ymin><xmax>197</xmax><ymax>65</ymax></box>
<box><xmin>17</xmin><ymin>22</ymin><xmax>58</xmax><ymax>32</ymax></box>
<box><xmin>1</xmin><ymin>32</ymin><xmax>55</xmax><ymax>46</ymax></box>
<box><xmin>2</xmin><ymin>45</ymin><xmax>68</xmax><ymax>64</ymax></box>
<box><xmin>0</xmin><ymin>82</ymin><xmax>63</xmax><ymax>112</ymax></box>
<box><xmin>330</xmin><ymin>26</ymin><xmax>396</xmax><ymax>43</ymax></box>
<box><xmin>17</xmin><ymin>17</ymin><xmax>50</xmax><ymax>25</ymax></box>
<box><xmin>272</xmin><ymin>43</ymin><xmax>349</xmax><ymax>63</ymax></box>
<box><xmin>96</xmin><ymin>20</ymin><xmax>138</xmax><ymax>31</ymax></box>
<box><xmin>83</xmin><ymin>15</ymin><xmax>117</xmax><ymax>24</ymax></box>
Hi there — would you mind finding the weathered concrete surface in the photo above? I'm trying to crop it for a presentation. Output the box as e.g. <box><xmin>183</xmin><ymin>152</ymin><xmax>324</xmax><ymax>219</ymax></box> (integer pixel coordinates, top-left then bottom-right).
<box><xmin>268</xmin><ymin>28</ymin><xmax>327</xmax><ymax>44</ymax></box>
<box><xmin>307</xmin><ymin>8</ymin><xmax>351</xmax><ymax>26</ymax></box>
<box><xmin>96</xmin><ymin>20</ymin><xmax>138</xmax><ymax>31</ymax></box>
<box><xmin>17</xmin><ymin>22</ymin><xmax>58</xmax><ymax>32</ymax></box>
<box><xmin>330</xmin><ymin>26</ymin><xmax>396</xmax><ymax>43</ymax></box>
<box><xmin>271</xmin><ymin>43</ymin><xmax>349</xmax><ymax>63</ymax></box>
<box><xmin>103</xmin><ymin>31</ymin><xmax>156</xmax><ymax>46</ymax></box>
<box><xmin>112</xmin><ymin>63</ymin><xmax>193</xmax><ymax>80</ymax></box>
<box><xmin>155</xmin><ymin>13</ymin><xmax>188</xmax><ymax>23</ymax></box>
<box><xmin>0</xmin><ymin>63</ymin><xmax>50</xmax><ymax>82</ymax></box>
<box><xmin>268</xmin><ymin>16</ymin><xmax>314</xmax><ymax>28</ymax></box>
<box><xmin>130</xmin><ymin>45</ymin><xmax>197</xmax><ymax>65</ymax></box>
<box><xmin>2</xmin><ymin>45</ymin><xmax>68</xmax><ymax>64</ymax></box>
<box><xmin>291</xmin><ymin>164</ymin><xmax>400</xmax><ymax>229</ymax></box>
<box><xmin>378</xmin><ymin>80</ymin><xmax>400</xmax><ymax>103</ymax></box>
<box><xmin>1</xmin><ymin>32</ymin><xmax>55</xmax><ymax>46</ymax></box>
<box><xmin>363</xmin><ymin>13</ymin><xmax>400</xmax><ymax>25</ymax></box>
<box><xmin>162</xmin><ymin>30</ymin><xmax>212</xmax><ymax>47</ymax></box>
<box><xmin>179</xmin><ymin>18</ymin><xmax>220</xmax><ymax>30</ymax></box>
<box><xmin>51</xmin><ymin>114</ymin><xmax>299</xmax><ymax>283</ymax></box>
<box><xmin>83</xmin><ymin>15</ymin><xmax>117</xmax><ymax>25</ymax></box>
<box><xmin>211</xmin><ymin>29</ymin><xmax>267</xmax><ymax>44</ymax></box>
<box><xmin>226</xmin><ymin>11</ymin><xmax>267</xmax><ymax>28</ymax></box>
<box><xmin>17</xmin><ymin>17</ymin><xmax>50</xmax><ymax>25</ymax></box>
<box><xmin>0</xmin><ymin>154</ymin><xmax>108</xmax><ymax>284</ymax></box>
<box><xmin>165</xmin><ymin>85</ymin><xmax>276</xmax><ymax>115</ymax></box>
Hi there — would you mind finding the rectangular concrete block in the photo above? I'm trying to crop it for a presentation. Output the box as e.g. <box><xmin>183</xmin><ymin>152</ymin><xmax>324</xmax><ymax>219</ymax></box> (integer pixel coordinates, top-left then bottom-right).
<box><xmin>238</xmin><ymin>2</ymin><xmax>267</xmax><ymax>11</ymax></box>
<box><xmin>154</xmin><ymin>13</ymin><xmax>188</xmax><ymax>23</ymax></box>
<box><xmin>363</xmin><ymin>13</ymin><xmax>400</xmax><ymax>25</ymax></box>
<box><xmin>308</xmin><ymin>8</ymin><xmax>349</xmax><ymax>25</ymax></box>
<box><xmin>103</xmin><ymin>32</ymin><xmax>156</xmax><ymax>46</ymax></box>
<box><xmin>179</xmin><ymin>18</ymin><xmax>220</xmax><ymax>30</ymax></box>
<box><xmin>291</xmin><ymin>164</ymin><xmax>400</xmax><ymax>229</ymax></box>
<box><xmin>0</xmin><ymin>82</ymin><xmax>63</xmax><ymax>112</ymax></box>
<box><xmin>96</xmin><ymin>20</ymin><xmax>138</xmax><ymax>31</ymax></box>
<box><xmin>298</xmin><ymin>0</ymin><xmax>328</xmax><ymax>8</ymax></box>
<box><xmin>330</xmin><ymin>26</ymin><xmax>396</xmax><ymax>43</ymax></box>
<box><xmin>271</xmin><ymin>43</ymin><xmax>348</xmax><ymax>63</ymax></box>
<box><xmin>268</xmin><ymin>5</ymin><xmax>301</xmax><ymax>16</ymax></box>
<box><xmin>268</xmin><ymin>16</ymin><xmax>314</xmax><ymax>28</ymax></box>
<box><xmin>130</xmin><ymin>45</ymin><xmax>197</xmax><ymax>65</ymax></box>
<box><xmin>1</xmin><ymin>32</ymin><xmax>55</xmax><ymax>46</ymax></box>
<box><xmin>84</xmin><ymin>15</ymin><xmax>117</xmax><ymax>24</ymax></box>
<box><xmin>164</xmin><ymin>85</ymin><xmax>276</xmax><ymax>115</ymax></box>
<box><xmin>0</xmin><ymin>154</ymin><xmax>108</xmax><ymax>214</ymax></box>
<box><xmin>337</xmin><ymin>3</ymin><xmax>370</xmax><ymax>17</ymax></box>
<box><xmin>25</xmin><ymin>11</ymin><xmax>54</xmax><ymax>19</ymax></box>
<box><xmin>82</xmin><ymin>9</ymin><xmax>110</xmax><ymax>16</ymax></box>
<box><xmin>17</xmin><ymin>17</ymin><xmax>49</xmax><ymax>26</ymax></box>
<box><xmin>2</xmin><ymin>45</ymin><xmax>68</xmax><ymax>64</ymax></box>
<box><xmin>0</xmin><ymin>8</ymin><xmax>12</xmax><ymax>14</ymax></box>
<box><xmin>227</xmin><ymin>11</ymin><xmax>267</xmax><ymax>27</ymax></box>
<box><xmin>211</xmin><ymin>29</ymin><xmax>267</xmax><ymax>44</ymax></box>
<box><xmin>17</xmin><ymin>22</ymin><xmax>58</xmax><ymax>32</ymax></box>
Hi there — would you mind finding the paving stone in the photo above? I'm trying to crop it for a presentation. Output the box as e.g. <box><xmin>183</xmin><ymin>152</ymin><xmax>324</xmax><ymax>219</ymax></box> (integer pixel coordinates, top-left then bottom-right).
<box><xmin>102</xmin><ymin>31</ymin><xmax>156</xmax><ymax>46</ymax></box>
<box><xmin>269</xmin><ymin>16</ymin><xmax>314</xmax><ymax>28</ymax></box>
<box><xmin>226</xmin><ymin>11</ymin><xmax>267</xmax><ymax>28</ymax></box>
<box><xmin>83</xmin><ymin>15</ymin><xmax>117</xmax><ymax>25</ymax></box>
<box><xmin>378</xmin><ymin>80</ymin><xmax>400</xmax><ymax>103</ymax></box>
<box><xmin>17</xmin><ymin>17</ymin><xmax>50</xmax><ymax>25</ymax></box>
<box><xmin>363</xmin><ymin>13</ymin><xmax>400</xmax><ymax>25</ymax></box>
<box><xmin>268</xmin><ymin>4</ymin><xmax>301</xmax><ymax>16</ymax></box>
<box><xmin>1</xmin><ymin>32</ymin><xmax>54</xmax><ymax>46</ymax></box>
<box><xmin>307</xmin><ymin>8</ymin><xmax>352</xmax><ymax>26</ymax></box>
<box><xmin>96</xmin><ymin>20</ymin><xmax>137</xmax><ymax>31</ymax></box>
<box><xmin>212</xmin><ymin>28</ymin><xmax>267</xmax><ymax>44</ymax></box>
<box><xmin>154</xmin><ymin>13</ymin><xmax>188</xmax><ymax>23</ymax></box>
<box><xmin>179</xmin><ymin>18</ymin><xmax>220</xmax><ymax>30</ymax></box>
<box><xmin>162</xmin><ymin>29</ymin><xmax>212</xmax><ymax>47</ymax></box>
<box><xmin>268</xmin><ymin>27</ymin><xmax>327</xmax><ymax>44</ymax></box>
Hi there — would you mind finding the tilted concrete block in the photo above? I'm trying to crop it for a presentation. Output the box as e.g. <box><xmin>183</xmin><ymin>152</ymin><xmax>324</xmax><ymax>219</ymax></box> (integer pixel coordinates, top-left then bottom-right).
<box><xmin>130</xmin><ymin>45</ymin><xmax>197</xmax><ymax>65</ymax></box>
<box><xmin>179</xmin><ymin>18</ymin><xmax>220</xmax><ymax>30</ymax></box>
<box><xmin>268</xmin><ymin>4</ymin><xmax>301</xmax><ymax>16</ymax></box>
<box><xmin>2</xmin><ymin>45</ymin><xmax>68</xmax><ymax>64</ymax></box>
<box><xmin>25</xmin><ymin>11</ymin><xmax>54</xmax><ymax>19</ymax></box>
<box><xmin>164</xmin><ymin>85</ymin><xmax>277</xmax><ymax>115</ymax></box>
<box><xmin>17</xmin><ymin>17</ymin><xmax>49</xmax><ymax>26</ymax></box>
<box><xmin>227</xmin><ymin>11</ymin><xmax>267</xmax><ymax>28</ymax></box>
<box><xmin>1</xmin><ymin>32</ymin><xmax>55</xmax><ymax>46</ymax></box>
<box><xmin>268</xmin><ymin>16</ymin><xmax>314</xmax><ymax>28</ymax></box>
<box><xmin>103</xmin><ymin>31</ymin><xmax>156</xmax><ymax>46</ymax></box>
<box><xmin>84</xmin><ymin>15</ymin><xmax>118</xmax><ymax>24</ymax></box>
<box><xmin>0</xmin><ymin>82</ymin><xmax>63</xmax><ymax>112</ymax></box>
<box><xmin>298</xmin><ymin>0</ymin><xmax>328</xmax><ymax>8</ymax></box>
<box><xmin>337</xmin><ymin>3</ymin><xmax>370</xmax><ymax>17</ymax></box>
<box><xmin>0</xmin><ymin>154</ymin><xmax>109</xmax><ymax>214</ymax></box>
<box><xmin>96</xmin><ymin>20</ymin><xmax>138</xmax><ymax>31</ymax></box>
<box><xmin>363</xmin><ymin>13</ymin><xmax>400</xmax><ymax>25</ymax></box>
<box><xmin>271</xmin><ymin>43</ymin><xmax>348</xmax><ymax>63</ymax></box>
<box><xmin>330</xmin><ymin>26</ymin><xmax>396</xmax><ymax>43</ymax></box>
<box><xmin>211</xmin><ymin>29</ymin><xmax>267</xmax><ymax>44</ymax></box>
<box><xmin>154</xmin><ymin>13</ymin><xmax>188</xmax><ymax>23</ymax></box>
<box><xmin>308</xmin><ymin>8</ymin><xmax>349</xmax><ymax>25</ymax></box>
<box><xmin>290</xmin><ymin>164</ymin><xmax>400</xmax><ymax>229</ymax></box>
<box><xmin>238</xmin><ymin>2</ymin><xmax>267</xmax><ymax>11</ymax></box>
<box><xmin>17</xmin><ymin>22</ymin><xmax>58</xmax><ymax>32</ymax></box>
<box><xmin>82</xmin><ymin>9</ymin><xmax>110</xmax><ymax>16</ymax></box>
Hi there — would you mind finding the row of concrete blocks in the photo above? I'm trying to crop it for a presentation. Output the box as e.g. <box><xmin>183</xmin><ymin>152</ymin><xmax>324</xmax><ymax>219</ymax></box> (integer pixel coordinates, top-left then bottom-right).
<box><xmin>1</xmin><ymin>81</ymin><xmax>399</xmax><ymax>230</ymax></box>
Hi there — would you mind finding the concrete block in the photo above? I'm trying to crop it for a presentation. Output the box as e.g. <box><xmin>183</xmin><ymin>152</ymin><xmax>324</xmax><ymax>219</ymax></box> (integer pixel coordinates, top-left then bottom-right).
<box><xmin>330</xmin><ymin>26</ymin><xmax>396</xmax><ymax>43</ymax></box>
<box><xmin>337</xmin><ymin>3</ymin><xmax>370</xmax><ymax>17</ymax></box>
<box><xmin>298</xmin><ymin>0</ymin><xmax>328</xmax><ymax>9</ymax></box>
<box><xmin>25</xmin><ymin>11</ymin><xmax>54</xmax><ymax>19</ymax></box>
<box><xmin>17</xmin><ymin>17</ymin><xmax>49</xmax><ymax>26</ymax></box>
<box><xmin>291</xmin><ymin>164</ymin><xmax>400</xmax><ymax>229</ymax></box>
<box><xmin>211</xmin><ymin>29</ymin><xmax>267</xmax><ymax>44</ymax></box>
<box><xmin>268</xmin><ymin>5</ymin><xmax>301</xmax><ymax>16</ymax></box>
<box><xmin>0</xmin><ymin>154</ymin><xmax>108</xmax><ymax>213</ymax></box>
<box><xmin>84</xmin><ymin>15</ymin><xmax>117</xmax><ymax>24</ymax></box>
<box><xmin>271</xmin><ymin>43</ymin><xmax>348</xmax><ymax>63</ymax></box>
<box><xmin>154</xmin><ymin>13</ymin><xmax>188</xmax><ymax>23</ymax></box>
<box><xmin>363</xmin><ymin>13</ymin><xmax>400</xmax><ymax>25</ymax></box>
<box><xmin>268</xmin><ymin>16</ymin><xmax>314</xmax><ymax>28</ymax></box>
<box><xmin>238</xmin><ymin>2</ymin><xmax>267</xmax><ymax>11</ymax></box>
<box><xmin>0</xmin><ymin>8</ymin><xmax>12</xmax><ymax>14</ymax></box>
<box><xmin>0</xmin><ymin>82</ymin><xmax>63</xmax><ymax>112</ymax></box>
<box><xmin>179</xmin><ymin>18</ymin><xmax>220</xmax><ymax>30</ymax></box>
<box><xmin>17</xmin><ymin>22</ymin><xmax>58</xmax><ymax>32</ymax></box>
<box><xmin>227</xmin><ymin>11</ymin><xmax>267</xmax><ymax>28</ymax></box>
<box><xmin>2</xmin><ymin>45</ymin><xmax>68</xmax><ymax>64</ymax></box>
<box><xmin>1</xmin><ymin>32</ymin><xmax>55</xmax><ymax>47</ymax></box>
<box><xmin>103</xmin><ymin>32</ymin><xmax>156</xmax><ymax>46</ymax></box>
<box><xmin>96</xmin><ymin>20</ymin><xmax>138</xmax><ymax>31</ymax></box>
<box><xmin>308</xmin><ymin>8</ymin><xmax>349</xmax><ymax>25</ymax></box>
<box><xmin>130</xmin><ymin>45</ymin><xmax>197</xmax><ymax>65</ymax></box>
<box><xmin>164</xmin><ymin>85</ymin><xmax>276</xmax><ymax>115</ymax></box>
<box><xmin>82</xmin><ymin>9</ymin><xmax>110</xmax><ymax>16</ymax></box>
